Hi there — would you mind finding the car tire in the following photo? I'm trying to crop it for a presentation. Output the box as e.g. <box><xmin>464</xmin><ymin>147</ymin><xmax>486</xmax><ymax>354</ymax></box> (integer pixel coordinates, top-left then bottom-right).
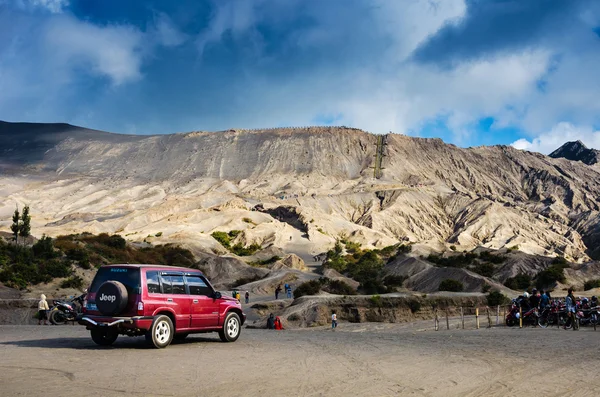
<box><xmin>90</xmin><ymin>328</ymin><xmax>119</xmax><ymax>346</ymax></box>
<box><xmin>173</xmin><ymin>333</ymin><xmax>189</xmax><ymax>342</ymax></box>
<box><xmin>148</xmin><ymin>315</ymin><xmax>174</xmax><ymax>348</ymax></box>
<box><xmin>219</xmin><ymin>312</ymin><xmax>241</xmax><ymax>342</ymax></box>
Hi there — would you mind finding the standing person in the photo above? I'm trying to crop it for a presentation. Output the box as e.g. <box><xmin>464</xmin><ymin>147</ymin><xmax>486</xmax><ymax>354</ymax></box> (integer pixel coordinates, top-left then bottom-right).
<box><xmin>565</xmin><ymin>288</ymin><xmax>577</xmax><ymax>330</ymax></box>
<box><xmin>38</xmin><ymin>294</ymin><xmax>49</xmax><ymax>325</ymax></box>
<box><xmin>275</xmin><ymin>285</ymin><xmax>282</xmax><ymax>300</ymax></box>
<box><xmin>245</xmin><ymin>291</ymin><xmax>249</xmax><ymax>304</ymax></box>
<box><xmin>540</xmin><ymin>290</ymin><xmax>550</xmax><ymax>310</ymax></box>
<box><xmin>286</xmin><ymin>284</ymin><xmax>292</xmax><ymax>299</ymax></box>
<box><xmin>331</xmin><ymin>311</ymin><xmax>338</xmax><ymax>330</ymax></box>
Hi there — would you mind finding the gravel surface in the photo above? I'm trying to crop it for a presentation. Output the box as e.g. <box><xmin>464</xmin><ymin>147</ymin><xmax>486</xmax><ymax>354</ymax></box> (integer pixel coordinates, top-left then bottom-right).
<box><xmin>1</xmin><ymin>323</ymin><xmax>600</xmax><ymax>396</ymax></box>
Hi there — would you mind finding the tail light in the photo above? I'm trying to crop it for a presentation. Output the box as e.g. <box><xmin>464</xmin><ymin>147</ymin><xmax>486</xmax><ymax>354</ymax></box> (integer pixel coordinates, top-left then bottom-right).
<box><xmin>137</xmin><ymin>301</ymin><xmax>144</xmax><ymax>315</ymax></box>
<box><xmin>82</xmin><ymin>295</ymin><xmax>88</xmax><ymax>313</ymax></box>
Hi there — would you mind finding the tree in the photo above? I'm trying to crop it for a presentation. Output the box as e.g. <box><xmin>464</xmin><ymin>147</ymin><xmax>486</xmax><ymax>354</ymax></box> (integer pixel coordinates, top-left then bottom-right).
<box><xmin>11</xmin><ymin>207</ymin><xmax>20</xmax><ymax>244</ymax></box>
<box><xmin>19</xmin><ymin>206</ymin><xmax>31</xmax><ymax>243</ymax></box>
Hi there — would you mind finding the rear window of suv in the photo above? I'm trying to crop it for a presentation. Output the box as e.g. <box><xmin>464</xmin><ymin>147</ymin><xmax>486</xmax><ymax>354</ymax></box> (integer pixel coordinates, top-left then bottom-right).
<box><xmin>89</xmin><ymin>267</ymin><xmax>141</xmax><ymax>295</ymax></box>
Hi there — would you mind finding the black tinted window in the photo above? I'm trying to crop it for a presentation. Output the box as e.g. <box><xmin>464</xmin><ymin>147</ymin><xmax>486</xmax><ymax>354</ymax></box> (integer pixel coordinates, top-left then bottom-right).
<box><xmin>160</xmin><ymin>274</ymin><xmax>186</xmax><ymax>295</ymax></box>
<box><xmin>160</xmin><ymin>275</ymin><xmax>172</xmax><ymax>294</ymax></box>
<box><xmin>170</xmin><ymin>275</ymin><xmax>186</xmax><ymax>294</ymax></box>
<box><xmin>90</xmin><ymin>267</ymin><xmax>140</xmax><ymax>294</ymax></box>
<box><xmin>187</xmin><ymin>275</ymin><xmax>212</xmax><ymax>296</ymax></box>
<box><xmin>146</xmin><ymin>271</ymin><xmax>160</xmax><ymax>294</ymax></box>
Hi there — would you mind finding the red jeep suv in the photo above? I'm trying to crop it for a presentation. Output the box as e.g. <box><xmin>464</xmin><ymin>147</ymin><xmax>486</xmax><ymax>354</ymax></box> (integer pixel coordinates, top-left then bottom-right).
<box><xmin>77</xmin><ymin>264</ymin><xmax>245</xmax><ymax>348</ymax></box>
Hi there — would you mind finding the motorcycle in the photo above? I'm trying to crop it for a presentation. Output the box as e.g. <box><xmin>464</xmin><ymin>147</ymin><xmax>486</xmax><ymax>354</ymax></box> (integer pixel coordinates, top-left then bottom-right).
<box><xmin>538</xmin><ymin>301</ymin><xmax>569</xmax><ymax>328</ymax></box>
<box><xmin>49</xmin><ymin>292</ymin><xmax>86</xmax><ymax>325</ymax></box>
<box><xmin>505</xmin><ymin>300</ymin><xmax>541</xmax><ymax>327</ymax></box>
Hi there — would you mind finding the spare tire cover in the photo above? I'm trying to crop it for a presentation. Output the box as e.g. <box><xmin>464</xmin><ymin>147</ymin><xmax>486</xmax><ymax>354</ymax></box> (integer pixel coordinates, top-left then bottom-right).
<box><xmin>96</xmin><ymin>281</ymin><xmax>128</xmax><ymax>316</ymax></box>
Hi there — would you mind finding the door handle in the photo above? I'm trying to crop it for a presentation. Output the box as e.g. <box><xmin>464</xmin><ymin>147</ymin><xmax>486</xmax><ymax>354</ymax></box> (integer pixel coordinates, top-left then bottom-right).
<box><xmin>193</xmin><ymin>299</ymin><xmax>198</xmax><ymax>303</ymax></box>
<box><xmin>167</xmin><ymin>298</ymin><xmax>173</xmax><ymax>302</ymax></box>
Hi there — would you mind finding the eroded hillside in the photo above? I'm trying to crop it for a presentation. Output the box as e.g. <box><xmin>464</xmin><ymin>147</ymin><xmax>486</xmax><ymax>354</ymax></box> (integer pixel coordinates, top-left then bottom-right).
<box><xmin>1</xmin><ymin>122</ymin><xmax>600</xmax><ymax>263</ymax></box>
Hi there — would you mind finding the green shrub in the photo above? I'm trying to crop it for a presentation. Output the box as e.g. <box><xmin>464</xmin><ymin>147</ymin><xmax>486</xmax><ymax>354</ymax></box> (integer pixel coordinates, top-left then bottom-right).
<box><xmin>383</xmin><ymin>274</ymin><xmax>407</xmax><ymax>287</ymax></box>
<box><xmin>481</xmin><ymin>283</ymin><xmax>492</xmax><ymax>293</ymax></box>
<box><xmin>478</xmin><ymin>251</ymin><xmax>506</xmax><ymax>264</ymax></box>
<box><xmin>323</xmin><ymin>279</ymin><xmax>356</xmax><ymax>295</ymax></box>
<box><xmin>211</xmin><ymin>231</ymin><xmax>231</xmax><ymax>249</ymax></box>
<box><xmin>231</xmin><ymin>243</ymin><xmax>262</xmax><ymax>256</ymax></box>
<box><xmin>344</xmin><ymin>241</ymin><xmax>362</xmax><ymax>254</ymax></box>
<box><xmin>486</xmin><ymin>290</ymin><xmax>509</xmax><ymax>306</ymax></box>
<box><xmin>584</xmin><ymin>279</ymin><xmax>600</xmax><ymax>291</ymax></box>
<box><xmin>60</xmin><ymin>275</ymin><xmax>84</xmax><ymax>289</ymax></box>
<box><xmin>249</xmin><ymin>256</ymin><xmax>281</xmax><ymax>267</ymax></box>
<box><xmin>504</xmin><ymin>274</ymin><xmax>531</xmax><ymax>290</ymax></box>
<box><xmin>428</xmin><ymin>253</ymin><xmax>477</xmax><ymax>268</ymax></box>
<box><xmin>32</xmin><ymin>235</ymin><xmax>59</xmax><ymax>259</ymax></box>
<box><xmin>155</xmin><ymin>232</ymin><xmax>163</xmax><ymax>237</ymax></box>
<box><xmin>228</xmin><ymin>230</ymin><xmax>241</xmax><ymax>238</ymax></box>
<box><xmin>407</xmin><ymin>299</ymin><xmax>421</xmax><ymax>313</ymax></box>
<box><xmin>293</xmin><ymin>280</ymin><xmax>322</xmax><ymax>298</ymax></box>
<box><xmin>66</xmin><ymin>248</ymin><xmax>89</xmax><ymax>263</ymax></box>
<box><xmin>42</xmin><ymin>260</ymin><xmax>72</xmax><ymax>278</ymax></box>
<box><xmin>370</xmin><ymin>294</ymin><xmax>383</xmax><ymax>307</ymax></box>
<box><xmin>438</xmin><ymin>279</ymin><xmax>464</xmax><ymax>292</ymax></box>
<box><xmin>242</xmin><ymin>217</ymin><xmax>254</xmax><ymax>224</ymax></box>
<box><xmin>233</xmin><ymin>275</ymin><xmax>262</xmax><ymax>286</ymax></box>
<box><xmin>535</xmin><ymin>264</ymin><xmax>567</xmax><ymax>289</ymax></box>
<box><xmin>449</xmin><ymin>245</ymin><xmax>456</xmax><ymax>251</ymax></box>
<box><xmin>472</xmin><ymin>262</ymin><xmax>495</xmax><ymax>278</ymax></box>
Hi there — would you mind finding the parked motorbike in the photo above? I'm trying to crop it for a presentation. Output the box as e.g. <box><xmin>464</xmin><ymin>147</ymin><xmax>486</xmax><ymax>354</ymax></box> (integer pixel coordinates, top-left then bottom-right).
<box><xmin>505</xmin><ymin>300</ymin><xmax>541</xmax><ymax>327</ymax></box>
<box><xmin>538</xmin><ymin>301</ymin><xmax>568</xmax><ymax>328</ymax></box>
<box><xmin>49</xmin><ymin>292</ymin><xmax>86</xmax><ymax>325</ymax></box>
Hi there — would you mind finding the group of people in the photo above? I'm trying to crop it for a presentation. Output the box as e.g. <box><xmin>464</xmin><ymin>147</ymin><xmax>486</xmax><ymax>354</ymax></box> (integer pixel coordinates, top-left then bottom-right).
<box><xmin>275</xmin><ymin>283</ymin><xmax>293</xmax><ymax>299</ymax></box>
<box><xmin>266</xmin><ymin>313</ymin><xmax>284</xmax><ymax>330</ymax></box>
<box><xmin>231</xmin><ymin>290</ymin><xmax>251</xmax><ymax>304</ymax></box>
<box><xmin>516</xmin><ymin>287</ymin><xmax>598</xmax><ymax>330</ymax></box>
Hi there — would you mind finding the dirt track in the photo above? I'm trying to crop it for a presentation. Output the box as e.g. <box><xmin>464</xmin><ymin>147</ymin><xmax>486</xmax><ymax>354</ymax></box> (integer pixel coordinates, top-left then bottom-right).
<box><xmin>1</xmin><ymin>322</ymin><xmax>599</xmax><ymax>396</ymax></box>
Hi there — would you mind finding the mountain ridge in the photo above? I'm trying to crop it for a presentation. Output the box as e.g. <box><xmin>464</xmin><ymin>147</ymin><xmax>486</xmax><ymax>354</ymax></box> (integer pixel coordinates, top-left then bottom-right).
<box><xmin>1</xmin><ymin>121</ymin><xmax>600</xmax><ymax>264</ymax></box>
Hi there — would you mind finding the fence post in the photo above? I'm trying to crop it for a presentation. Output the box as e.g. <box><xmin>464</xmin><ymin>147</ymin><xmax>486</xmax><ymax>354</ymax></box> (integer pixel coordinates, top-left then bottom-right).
<box><xmin>519</xmin><ymin>307</ymin><xmax>523</xmax><ymax>328</ymax></box>
<box><xmin>461</xmin><ymin>307</ymin><xmax>464</xmax><ymax>329</ymax></box>
<box><xmin>446</xmin><ymin>308</ymin><xmax>450</xmax><ymax>330</ymax></box>
<box><xmin>434</xmin><ymin>309</ymin><xmax>439</xmax><ymax>331</ymax></box>
<box><xmin>487</xmin><ymin>307</ymin><xmax>492</xmax><ymax>328</ymax></box>
<box><xmin>496</xmin><ymin>305</ymin><xmax>500</xmax><ymax>326</ymax></box>
<box><xmin>476</xmin><ymin>308</ymin><xmax>480</xmax><ymax>329</ymax></box>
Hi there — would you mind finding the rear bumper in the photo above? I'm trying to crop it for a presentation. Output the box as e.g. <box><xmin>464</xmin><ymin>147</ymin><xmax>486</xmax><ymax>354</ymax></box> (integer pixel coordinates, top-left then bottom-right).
<box><xmin>77</xmin><ymin>314</ymin><xmax>153</xmax><ymax>330</ymax></box>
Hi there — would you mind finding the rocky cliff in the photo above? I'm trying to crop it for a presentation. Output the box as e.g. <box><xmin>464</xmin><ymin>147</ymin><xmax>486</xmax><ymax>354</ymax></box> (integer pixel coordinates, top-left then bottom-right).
<box><xmin>1</xmin><ymin>121</ymin><xmax>600</xmax><ymax>262</ymax></box>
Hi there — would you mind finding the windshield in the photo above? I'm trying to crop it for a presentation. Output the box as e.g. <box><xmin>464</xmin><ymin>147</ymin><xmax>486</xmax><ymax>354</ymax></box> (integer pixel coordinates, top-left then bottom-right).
<box><xmin>89</xmin><ymin>267</ymin><xmax>141</xmax><ymax>295</ymax></box>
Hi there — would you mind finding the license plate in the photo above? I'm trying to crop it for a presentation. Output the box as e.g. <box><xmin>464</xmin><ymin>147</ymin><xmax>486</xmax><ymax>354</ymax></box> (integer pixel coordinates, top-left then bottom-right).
<box><xmin>86</xmin><ymin>303</ymin><xmax>98</xmax><ymax>311</ymax></box>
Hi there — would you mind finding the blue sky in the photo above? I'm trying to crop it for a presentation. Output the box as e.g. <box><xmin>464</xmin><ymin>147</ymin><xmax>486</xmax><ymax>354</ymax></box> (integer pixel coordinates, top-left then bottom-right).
<box><xmin>1</xmin><ymin>0</ymin><xmax>600</xmax><ymax>153</ymax></box>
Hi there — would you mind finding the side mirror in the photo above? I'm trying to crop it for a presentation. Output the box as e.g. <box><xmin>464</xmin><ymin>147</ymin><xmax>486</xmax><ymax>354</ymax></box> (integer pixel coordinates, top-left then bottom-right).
<box><xmin>214</xmin><ymin>291</ymin><xmax>222</xmax><ymax>299</ymax></box>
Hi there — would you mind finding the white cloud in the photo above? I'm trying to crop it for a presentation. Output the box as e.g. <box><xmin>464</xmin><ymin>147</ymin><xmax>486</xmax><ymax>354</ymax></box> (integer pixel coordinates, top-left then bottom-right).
<box><xmin>43</xmin><ymin>16</ymin><xmax>144</xmax><ymax>85</ymax></box>
<box><xmin>510</xmin><ymin>122</ymin><xmax>600</xmax><ymax>154</ymax></box>
<box><xmin>14</xmin><ymin>0</ymin><xmax>69</xmax><ymax>13</ymax></box>
<box><xmin>154</xmin><ymin>12</ymin><xmax>188</xmax><ymax>47</ymax></box>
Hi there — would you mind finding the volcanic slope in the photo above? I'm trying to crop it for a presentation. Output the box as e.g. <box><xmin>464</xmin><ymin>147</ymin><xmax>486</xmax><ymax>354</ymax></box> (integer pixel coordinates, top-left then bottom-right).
<box><xmin>1</xmin><ymin>122</ymin><xmax>600</xmax><ymax>263</ymax></box>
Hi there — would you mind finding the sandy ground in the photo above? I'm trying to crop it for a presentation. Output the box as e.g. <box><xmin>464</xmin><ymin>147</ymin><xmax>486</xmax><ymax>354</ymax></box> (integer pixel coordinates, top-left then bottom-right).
<box><xmin>1</xmin><ymin>323</ymin><xmax>600</xmax><ymax>397</ymax></box>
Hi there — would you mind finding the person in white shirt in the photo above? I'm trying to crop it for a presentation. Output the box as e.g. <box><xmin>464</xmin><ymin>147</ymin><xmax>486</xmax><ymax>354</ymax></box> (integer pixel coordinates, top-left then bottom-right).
<box><xmin>38</xmin><ymin>294</ymin><xmax>49</xmax><ymax>325</ymax></box>
<box><xmin>331</xmin><ymin>311</ymin><xmax>337</xmax><ymax>329</ymax></box>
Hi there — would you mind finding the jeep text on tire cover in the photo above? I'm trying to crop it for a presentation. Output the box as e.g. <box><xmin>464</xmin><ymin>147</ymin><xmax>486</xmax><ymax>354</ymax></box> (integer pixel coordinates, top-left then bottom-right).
<box><xmin>98</xmin><ymin>294</ymin><xmax>116</xmax><ymax>303</ymax></box>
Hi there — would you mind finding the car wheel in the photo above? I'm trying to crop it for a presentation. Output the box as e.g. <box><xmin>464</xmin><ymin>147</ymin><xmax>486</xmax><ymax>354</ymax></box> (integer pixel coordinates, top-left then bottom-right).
<box><xmin>173</xmin><ymin>333</ymin><xmax>189</xmax><ymax>341</ymax></box>
<box><xmin>90</xmin><ymin>328</ymin><xmax>119</xmax><ymax>346</ymax></box>
<box><xmin>149</xmin><ymin>315</ymin><xmax>174</xmax><ymax>348</ymax></box>
<box><xmin>219</xmin><ymin>312</ymin><xmax>241</xmax><ymax>342</ymax></box>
